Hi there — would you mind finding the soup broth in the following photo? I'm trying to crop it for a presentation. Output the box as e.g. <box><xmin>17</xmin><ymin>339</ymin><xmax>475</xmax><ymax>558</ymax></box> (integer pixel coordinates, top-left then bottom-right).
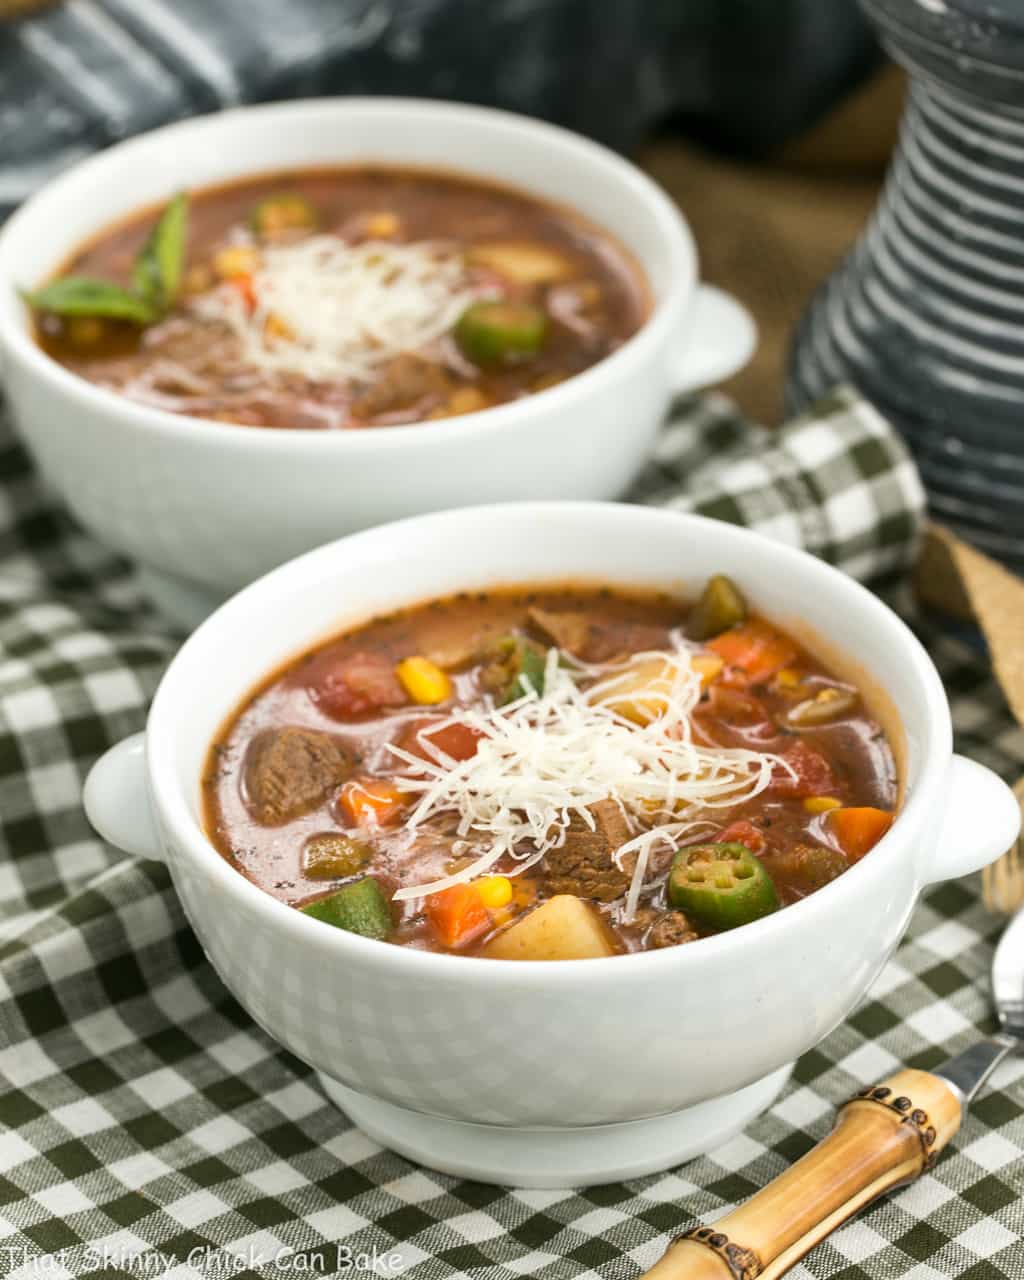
<box><xmin>203</xmin><ymin>580</ymin><xmax>898</xmax><ymax>959</ymax></box>
<box><xmin>32</xmin><ymin>168</ymin><xmax>648</xmax><ymax>430</ymax></box>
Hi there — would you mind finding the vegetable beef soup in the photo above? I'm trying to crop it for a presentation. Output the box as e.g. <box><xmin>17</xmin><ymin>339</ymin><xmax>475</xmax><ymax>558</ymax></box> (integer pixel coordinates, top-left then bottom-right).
<box><xmin>28</xmin><ymin>169</ymin><xmax>648</xmax><ymax>429</ymax></box>
<box><xmin>203</xmin><ymin>578</ymin><xmax>898</xmax><ymax>959</ymax></box>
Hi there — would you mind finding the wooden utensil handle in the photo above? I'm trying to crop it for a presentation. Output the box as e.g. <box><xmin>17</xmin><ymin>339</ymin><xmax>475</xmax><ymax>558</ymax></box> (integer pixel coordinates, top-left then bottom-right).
<box><xmin>643</xmin><ymin>1069</ymin><xmax>962</xmax><ymax>1280</ymax></box>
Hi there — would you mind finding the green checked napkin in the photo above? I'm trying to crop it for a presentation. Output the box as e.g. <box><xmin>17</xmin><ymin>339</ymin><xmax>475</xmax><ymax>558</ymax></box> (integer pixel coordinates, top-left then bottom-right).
<box><xmin>1</xmin><ymin>387</ymin><xmax>1022</xmax><ymax>1280</ymax></box>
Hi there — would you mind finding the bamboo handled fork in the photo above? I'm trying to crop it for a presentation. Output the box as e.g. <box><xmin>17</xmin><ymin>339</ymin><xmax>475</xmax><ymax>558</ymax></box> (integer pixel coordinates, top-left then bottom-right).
<box><xmin>642</xmin><ymin>906</ymin><xmax>1024</xmax><ymax>1280</ymax></box>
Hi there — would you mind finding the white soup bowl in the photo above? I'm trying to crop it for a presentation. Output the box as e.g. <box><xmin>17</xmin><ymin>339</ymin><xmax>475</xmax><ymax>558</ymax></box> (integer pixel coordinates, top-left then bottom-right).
<box><xmin>0</xmin><ymin>99</ymin><xmax>754</xmax><ymax>622</ymax></box>
<box><xmin>82</xmin><ymin>503</ymin><xmax>1020</xmax><ymax>1187</ymax></box>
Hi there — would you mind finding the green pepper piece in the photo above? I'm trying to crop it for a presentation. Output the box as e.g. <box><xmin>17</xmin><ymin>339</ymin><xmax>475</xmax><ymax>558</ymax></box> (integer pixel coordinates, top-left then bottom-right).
<box><xmin>511</xmin><ymin>642</ymin><xmax>546</xmax><ymax>701</ymax></box>
<box><xmin>302</xmin><ymin>833</ymin><xmax>373</xmax><ymax>880</ymax></box>
<box><xmin>493</xmin><ymin>636</ymin><xmax>546</xmax><ymax>703</ymax></box>
<box><xmin>21</xmin><ymin>278</ymin><xmax>157</xmax><ymax>325</ymax></box>
<box><xmin>251</xmin><ymin>193</ymin><xmax>319</xmax><ymax>237</ymax></box>
<box><xmin>300</xmin><ymin>876</ymin><xmax>392</xmax><ymax>939</ymax></box>
<box><xmin>667</xmin><ymin>842</ymin><xmax>778</xmax><ymax>931</ymax></box>
<box><xmin>455</xmin><ymin>301</ymin><xmax>548</xmax><ymax>364</ymax></box>
<box><xmin>133</xmin><ymin>191</ymin><xmax>188</xmax><ymax>310</ymax></box>
<box><xmin>480</xmin><ymin>635</ymin><xmax>549</xmax><ymax>703</ymax></box>
<box><xmin>687</xmin><ymin>574</ymin><xmax>748</xmax><ymax>641</ymax></box>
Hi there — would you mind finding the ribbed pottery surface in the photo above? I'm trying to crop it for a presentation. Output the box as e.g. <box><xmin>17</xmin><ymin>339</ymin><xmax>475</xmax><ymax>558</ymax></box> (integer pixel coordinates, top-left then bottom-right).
<box><xmin>788</xmin><ymin>78</ymin><xmax>1024</xmax><ymax>572</ymax></box>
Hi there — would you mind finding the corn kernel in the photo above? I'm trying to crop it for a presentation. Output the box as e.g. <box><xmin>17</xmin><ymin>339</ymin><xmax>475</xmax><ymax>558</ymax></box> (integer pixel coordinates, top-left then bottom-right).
<box><xmin>214</xmin><ymin>245</ymin><xmax>260</xmax><ymax>280</ymax></box>
<box><xmin>804</xmin><ymin>795</ymin><xmax>842</xmax><ymax>814</ymax></box>
<box><xmin>264</xmin><ymin>312</ymin><xmax>294</xmax><ymax>341</ymax></box>
<box><xmin>365</xmin><ymin>211</ymin><xmax>401</xmax><ymax>238</ymax></box>
<box><xmin>691</xmin><ymin>653</ymin><xmax>724</xmax><ymax>688</ymax></box>
<box><xmin>776</xmin><ymin>668</ymin><xmax>801</xmax><ymax>689</ymax></box>
<box><xmin>395</xmin><ymin>656</ymin><xmax>452</xmax><ymax>705</ymax></box>
<box><xmin>254</xmin><ymin>195</ymin><xmax>317</xmax><ymax>236</ymax></box>
<box><xmin>478</xmin><ymin>876</ymin><xmax>513</xmax><ymax>909</ymax></box>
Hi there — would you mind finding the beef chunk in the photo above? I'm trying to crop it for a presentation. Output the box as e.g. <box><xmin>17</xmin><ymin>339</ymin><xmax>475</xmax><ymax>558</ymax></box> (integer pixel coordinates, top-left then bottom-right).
<box><xmin>350</xmin><ymin>354</ymin><xmax>450</xmax><ymax>420</ymax></box>
<box><xmin>422</xmin><ymin>635</ymin><xmax>485</xmax><ymax>673</ymax></box>
<box><xmin>545</xmin><ymin>799</ymin><xmax>632</xmax><ymax>902</ymax></box>
<box><xmin>767</xmin><ymin>843</ymin><xmax>848</xmax><ymax>891</ymax></box>
<box><xmin>245</xmin><ymin>728</ymin><xmax>351</xmax><ymax>825</ymax></box>
<box><xmin>527</xmin><ymin>607</ymin><xmax>594</xmax><ymax>657</ymax></box>
<box><xmin>646</xmin><ymin>910</ymin><xmax>700</xmax><ymax>949</ymax></box>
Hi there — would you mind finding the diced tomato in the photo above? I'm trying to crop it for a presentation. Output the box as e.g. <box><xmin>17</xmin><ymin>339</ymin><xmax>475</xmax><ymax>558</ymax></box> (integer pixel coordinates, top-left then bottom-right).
<box><xmin>425</xmin><ymin>883</ymin><xmax>491</xmax><ymax>949</ymax></box>
<box><xmin>770</xmin><ymin>739</ymin><xmax>838</xmax><ymax>799</ymax></box>
<box><xmin>695</xmin><ymin>685</ymin><xmax>780</xmax><ymax>750</ymax></box>
<box><xmin>709</xmin><ymin>620</ymin><xmax>798</xmax><ymax>685</ymax></box>
<box><xmin>826</xmin><ymin>807</ymin><xmax>894</xmax><ymax>862</ymax></box>
<box><xmin>338</xmin><ymin>777</ymin><xmax>406</xmax><ymax>828</ymax></box>
<box><xmin>231</xmin><ymin>273</ymin><xmax>258</xmax><ymax>312</ymax></box>
<box><xmin>311</xmin><ymin>651</ymin><xmax>407</xmax><ymax>721</ymax></box>
<box><xmin>717</xmin><ymin>819</ymin><xmax>767</xmax><ymax>855</ymax></box>
<box><xmin>396</xmin><ymin>718</ymin><xmax>484</xmax><ymax>765</ymax></box>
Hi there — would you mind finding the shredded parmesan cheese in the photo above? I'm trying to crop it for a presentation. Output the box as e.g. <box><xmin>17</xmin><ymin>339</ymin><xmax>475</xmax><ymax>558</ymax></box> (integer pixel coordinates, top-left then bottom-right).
<box><xmin>388</xmin><ymin>646</ymin><xmax>787</xmax><ymax>918</ymax></box>
<box><xmin>195</xmin><ymin>236</ymin><xmax>486</xmax><ymax>381</ymax></box>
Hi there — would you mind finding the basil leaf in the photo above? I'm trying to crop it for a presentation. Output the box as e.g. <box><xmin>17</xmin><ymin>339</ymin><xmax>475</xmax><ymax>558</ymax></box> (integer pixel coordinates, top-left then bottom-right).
<box><xmin>21</xmin><ymin>278</ymin><xmax>157</xmax><ymax>324</ymax></box>
<box><xmin>133</xmin><ymin>191</ymin><xmax>188</xmax><ymax>310</ymax></box>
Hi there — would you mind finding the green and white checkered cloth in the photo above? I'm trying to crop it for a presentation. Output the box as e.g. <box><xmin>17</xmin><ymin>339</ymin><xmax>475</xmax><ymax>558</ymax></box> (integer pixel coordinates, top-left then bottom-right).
<box><xmin>1</xmin><ymin>387</ymin><xmax>1021</xmax><ymax>1280</ymax></box>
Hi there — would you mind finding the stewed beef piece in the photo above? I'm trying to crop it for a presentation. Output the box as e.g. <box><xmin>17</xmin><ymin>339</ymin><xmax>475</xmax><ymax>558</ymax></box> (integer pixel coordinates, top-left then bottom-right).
<box><xmin>244</xmin><ymin>727</ymin><xmax>351</xmax><ymax>824</ymax></box>
<box><xmin>545</xmin><ymin>799</ymin><xmax>632</xmax><ymax>902</ymax></box>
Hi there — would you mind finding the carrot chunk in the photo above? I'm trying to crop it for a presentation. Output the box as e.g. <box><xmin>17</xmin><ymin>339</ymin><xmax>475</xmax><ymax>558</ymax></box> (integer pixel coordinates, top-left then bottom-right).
<box><xmin>339</xmin><ymin>778</ymin><xmax>406</xmax><ymax>828</ymax></box>
<box><xmin>425</xmin><ymin>883</ymin><xmax>491</xmax><ymax>949</ymax></box>
<box><xmin>827</xmin><ymin>807</ymin><xmax>894</xmax><ymax>862</ymax></box>
<box><xmin>708</xmin><ymin>620</ymin><xmax>798</xmax><ymax>684</ymax></box>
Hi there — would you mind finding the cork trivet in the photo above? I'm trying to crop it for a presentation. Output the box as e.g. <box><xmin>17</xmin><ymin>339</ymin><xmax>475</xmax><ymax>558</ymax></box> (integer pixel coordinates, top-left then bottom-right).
<box><xmin>918</xmin><ymin>525</ymin><xmax>1024</xmax><ymax>911</ymax></box>
<box><xmin>920</xmin><ymin>525</ymin><xmax>1024</xmax><ymax>729</ymax></box>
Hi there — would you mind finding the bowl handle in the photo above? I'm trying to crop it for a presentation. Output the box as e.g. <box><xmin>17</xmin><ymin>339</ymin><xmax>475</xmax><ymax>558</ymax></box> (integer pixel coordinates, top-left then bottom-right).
<box><xmin>670</xmin><ymin>284</ymin><xmax>757</xmax><ymax>394</ymax></box>
<box><xmin>83</xmin><ymin>732</ymin><xmax>165</xmax><ymax>863</ymax></box>
<box><xmin>924</xmin><ymin>754</ymin><xmax>1021</xmax><ymax>885</ymax></box>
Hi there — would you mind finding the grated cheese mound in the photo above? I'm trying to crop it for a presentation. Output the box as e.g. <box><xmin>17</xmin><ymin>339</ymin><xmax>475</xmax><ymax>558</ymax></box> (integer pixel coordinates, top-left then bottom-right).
<box><xmin>195</xmin><ymin>236</ymin><xmax>485</xmax><ymax>382</ymax></box>
<box><xmin>388</xmin><ymin>646</ymin><xmax>787</xmax><ymax>919</ymax></box>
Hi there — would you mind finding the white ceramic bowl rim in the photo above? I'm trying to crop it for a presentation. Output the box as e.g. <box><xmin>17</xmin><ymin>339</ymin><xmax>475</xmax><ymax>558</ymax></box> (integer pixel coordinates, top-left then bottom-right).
<box><xmin>146</xmin><ymin>502</ymin><xmax>952</xmax><ymax>985</ymax></box>
<box><xmin>0</xmin><ymin>97</ymin><xmax>694</xmax><ymax>452</ymax></box>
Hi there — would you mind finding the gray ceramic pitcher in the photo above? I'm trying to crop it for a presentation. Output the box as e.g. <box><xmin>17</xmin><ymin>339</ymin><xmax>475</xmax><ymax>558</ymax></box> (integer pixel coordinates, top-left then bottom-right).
<box><xmin>789</xmin><ymin>0</ymin><xmax>1024</xmax><ymax>573</ymax></box>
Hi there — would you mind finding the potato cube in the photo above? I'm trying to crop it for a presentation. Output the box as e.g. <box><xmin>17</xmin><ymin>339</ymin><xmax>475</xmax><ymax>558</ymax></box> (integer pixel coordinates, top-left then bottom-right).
<box><xmin>469</xmin><ymin>241</ymin><xmax>573</xmax><ymax>285</ymax></box>
<box><xmin>594</xmin><ymin>656</ymin><xmax>676</xmax><ymax>725</ymax></box>
<box><xmin>595</xmin><ymin>652</ymin><xmax>720</xmax><ymax>725</ymax></box>
<box><xmin>482</xmin><ymin>895</ymin><xmax>618</xmax><ymax>961</ymax></box>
